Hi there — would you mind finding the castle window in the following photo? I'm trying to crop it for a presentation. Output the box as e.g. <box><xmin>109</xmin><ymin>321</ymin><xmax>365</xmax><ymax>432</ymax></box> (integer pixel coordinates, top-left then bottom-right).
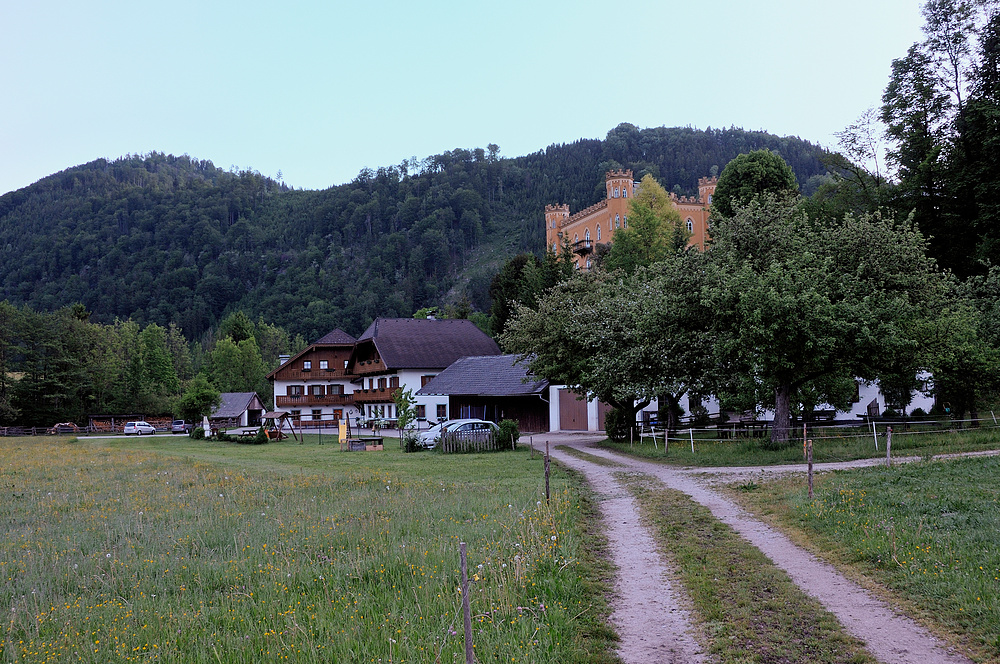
<box><xmin>586</xmin><ymin>258</ymin><xmax>592</xmax><ymax>269</ymax></box>
<box><xmin>574</xmin><ymin>233</ymin><xmax>579</xmax><ymax>244</ymax></box>
<box><xmin>623</xmin><ymin>215</ymin><xmax>628</xmax><ymax>229</ymax></box>
<box><xmin>686</xmin><ymin>218</ymin><xmax>694</xmax><ymax>233</ymax></box>
<box><xmin>615</xmin><ymin>214</ymin><xmax>620</xmax><ymax>228</ymax></box>
<box><xmin>553</xmin><ymin>242</ymin><xmax>558</xmax><ymax>253</ymax></box>
<box><xmin>708</xmin><ymin>194</ymin><xmax>713</xmax><ymax>204</ymax></box>
<box><xmin>622</xmin><ymin>187</ymin><xmax>628</xmax><ymax>198</ymax></box>
<box><xmin>585</xmin><ymin>229</ymin><xmax>591</xmax><ymax>246</ymax></box>
<box><xmin>597</xmin><ymin>224</ymin><xmax>601</xmax><ymax>241</ymax></box>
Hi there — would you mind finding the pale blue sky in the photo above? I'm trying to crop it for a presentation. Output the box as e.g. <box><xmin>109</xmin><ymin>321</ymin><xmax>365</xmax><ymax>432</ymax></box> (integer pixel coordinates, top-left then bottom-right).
<box><xmin>1</xmin><ymin>1</ymin><xmax>925</xmax><ymax>196</ymax></box>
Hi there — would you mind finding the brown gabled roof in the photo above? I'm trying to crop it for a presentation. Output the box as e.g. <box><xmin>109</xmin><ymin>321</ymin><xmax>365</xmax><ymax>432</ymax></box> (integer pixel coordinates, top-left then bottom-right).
<box><xmin>315</xmin><ymin>328</ymin><xmax>356</xmax><ymax>345</ymax></box>
<box><xmin>266</xmin><ymin>328</ymin><xmax>357</xmax><ymax>380</ymax></box>
<box><xmin>416</xmin><ymin>355</ymin><xmax>548</xmax><ymax>397</ymax></box>
<box><xmin>356</xmin><ymin>318</ymin><xmax>500</xmax><ymax>369</ymax></box>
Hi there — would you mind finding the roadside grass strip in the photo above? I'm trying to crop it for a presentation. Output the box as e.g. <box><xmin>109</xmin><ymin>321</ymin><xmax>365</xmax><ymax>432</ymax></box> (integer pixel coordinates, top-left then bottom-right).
<box><xmin>618</xmin><ymin>472</ymin><xmax>876</xmax><ymax>664</ymax></box>
<box><xmin>731</xmin><ymin>455</ymin><xmax>1000</xmax><ymax>663</ymax></box>
<box><xmin>602</xmin><ymin>425</ymin><xmax>1000</xmax><ymax>467</ymax></box>
<box><xmin>0</xmin><ymin>436</ymin><xmax>619</xmax><ymax>663</ymax></box>
<box><xmin>555</xmin><ymin>446</ymin><xmax>626</xmax><ymax>468</ymax></box>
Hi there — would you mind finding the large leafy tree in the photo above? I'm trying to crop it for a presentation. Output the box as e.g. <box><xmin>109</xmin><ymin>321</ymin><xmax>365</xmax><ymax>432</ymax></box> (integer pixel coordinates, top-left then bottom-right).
<box><xmin>602</xmin><ymin>174</ymin><xmax>686</xmax><ymax>274</ymax></box>
<box><xmin>501</xmin><ymin>249</ymin><xmax>712</xmax><ymax>434</ymax></box>
<box><xmin>711</xmin><ymin>149</ymin><xmax>799</xmax><ymax>219</ymax></box>
<box><xmin>705</xmin><ymin>195</ymin><xmax>953</xmax><ymax>444</ymax></box>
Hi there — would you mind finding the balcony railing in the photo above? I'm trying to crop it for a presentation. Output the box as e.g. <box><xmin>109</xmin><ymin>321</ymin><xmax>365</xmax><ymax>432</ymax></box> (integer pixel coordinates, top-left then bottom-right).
<box><xmin>352</xmin><ymin>387</ymin><xmax>400</xmax><ymax>404</ymax></box>
<box><xmin>572</xmin><ymin>240</ymin><xmax>593</xmax><ymax>255</ymax></box>
<box><xmin>276</xmin><ymin>393</ymin><xmax>355</xmax><ymax>407</ymax></box>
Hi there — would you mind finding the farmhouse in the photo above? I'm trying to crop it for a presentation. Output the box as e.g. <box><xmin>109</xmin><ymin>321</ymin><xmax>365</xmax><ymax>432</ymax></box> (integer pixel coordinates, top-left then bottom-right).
<box><xmin>267</xmin><ymin>318</ymin><xmax>501</xmax><ymax>428</ymax></box>
<box><xmin>209</xmin><ymin>392</ymin><xmax>266</xmax><ymax>429</ymax></box>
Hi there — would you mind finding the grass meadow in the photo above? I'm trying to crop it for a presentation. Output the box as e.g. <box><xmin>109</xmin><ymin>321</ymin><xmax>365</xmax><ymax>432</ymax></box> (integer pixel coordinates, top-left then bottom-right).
<box><xmin>603</xmin><ymin>423</ymin><xmax>1000</xmax><ymax>467</ymax></box>
<box><xmin>0</xmin><ymin>435</ymin><xmax>618</xmax><ymax>663</ymax></box>
<box><xmin>732</xmin><ymin>455</ymin><xmax>1000</xmax><ymax>663</ymax></box>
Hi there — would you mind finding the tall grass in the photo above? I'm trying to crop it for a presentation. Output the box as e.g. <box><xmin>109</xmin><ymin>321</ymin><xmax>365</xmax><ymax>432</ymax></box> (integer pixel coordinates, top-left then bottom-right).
<box><xmin>0</xmin><ymin>437</ymin><xmax>618</xmax><ymax>663</ymax></box>
<box><xmin>736</xmin><ymin>456</ymin><xmax>1000</xmax><ymax>662</ymax></box>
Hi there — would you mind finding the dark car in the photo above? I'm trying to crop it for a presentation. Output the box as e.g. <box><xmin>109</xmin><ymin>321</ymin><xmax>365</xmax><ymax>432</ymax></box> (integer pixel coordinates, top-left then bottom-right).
<box><xmin>171</xmin><ymin>419</ymin><xmax>192</xmax><ymax>434</ymax></box>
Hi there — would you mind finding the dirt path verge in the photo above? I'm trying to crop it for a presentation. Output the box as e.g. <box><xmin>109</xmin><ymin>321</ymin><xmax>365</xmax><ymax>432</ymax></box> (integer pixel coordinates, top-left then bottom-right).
<box><xmin>542</xmin><ymin>434</ymin><xmax>973</xmax><ymax>664</ymax></box>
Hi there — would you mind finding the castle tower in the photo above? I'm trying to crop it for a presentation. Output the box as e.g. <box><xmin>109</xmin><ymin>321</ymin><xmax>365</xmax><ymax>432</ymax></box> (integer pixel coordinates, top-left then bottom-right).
<box><xmin>544</xmin><ymin>204</ymin><xmax>570</xmax><ymax>253</ymax></box>
<box><xmin>605</xmin><ymin>169</ymin><xmax>635</xmax><ymax>200</ymax></box>
<box><xmin>698</xmin><ymin>176</ymin><xmax>718</xmax><ymax>206</ymax></box>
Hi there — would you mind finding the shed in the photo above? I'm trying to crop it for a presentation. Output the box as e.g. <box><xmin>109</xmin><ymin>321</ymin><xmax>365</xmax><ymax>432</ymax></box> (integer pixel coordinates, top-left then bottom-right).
<box><xmin>416</xmin><ymin>355</ymin><xmax>550</xmax><ymax>432</ymax></box>
<box><xmin>209</xmin><ymin>392</ymin><xmax>266</xmax><ymax>429</ymax></box>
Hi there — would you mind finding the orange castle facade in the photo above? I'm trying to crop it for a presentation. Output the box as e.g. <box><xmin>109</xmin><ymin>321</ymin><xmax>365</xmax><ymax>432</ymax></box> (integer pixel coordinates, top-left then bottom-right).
<box><xmin>544</xmin><ymin>170</ymin><xmax>717</xmax><ymax>268</ymax></box>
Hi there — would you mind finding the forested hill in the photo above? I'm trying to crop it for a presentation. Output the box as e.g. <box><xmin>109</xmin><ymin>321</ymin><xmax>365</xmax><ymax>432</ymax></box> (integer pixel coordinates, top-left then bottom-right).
<box><xmin>0</xmin><ymin>124</ymin><xmax>831</xmax><ymax>341</ymax></box>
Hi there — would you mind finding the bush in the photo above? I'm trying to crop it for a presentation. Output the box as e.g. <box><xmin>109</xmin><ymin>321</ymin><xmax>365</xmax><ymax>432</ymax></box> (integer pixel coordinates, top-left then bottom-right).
<box><xmin>191</xmin><ymin>427</ymin><xmax>205</xmax><ymax>440</ymax></box>
<box><xmin>497</xmin><ymin>419</ymin><xmax>520</xmax><ymax>450</ymax></box>
<box><xmin>403</xmin><ymin>432</ymin><xmax>420</xmax><ymax>453</ymax></box>
<box><xmin>910</xmin><ymin>407</ymin><xmax>927</xmax><ymax>418</ymax></box>
<box><xmin>604</xmin><ymin>408</ymin><xmax>629</xmax><ymax>442</ymax></box>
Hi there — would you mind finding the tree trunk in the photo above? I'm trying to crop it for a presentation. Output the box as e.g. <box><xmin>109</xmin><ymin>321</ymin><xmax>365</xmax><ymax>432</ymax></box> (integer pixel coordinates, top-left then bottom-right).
<box><xmin>663</xmin><ymin>393</ymin><xmax>680</xmax><ymax>441</ymax></box>
<box><xmin>771</xmin><ymin>383</ymin><xmax>792</xmax><ymax>445</ymax></box>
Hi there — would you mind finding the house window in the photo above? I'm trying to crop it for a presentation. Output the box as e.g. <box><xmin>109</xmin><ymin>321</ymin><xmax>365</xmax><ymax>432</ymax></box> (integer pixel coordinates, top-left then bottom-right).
<box><xmin>686</xmin><ymin>218</ymin><xmax>694</xmax><ymax>233</ymax></box>
<box><xmin>378</xmin><ymin>377</ymin><xmax>387</xmax><ymax>389</ymax></box>
<box><xmin>302</xmin><ymin>361</ymin><xmax>311</xmax><ymax>371</ymax></box>
<box><xmin>329</xmin><ymin>384</ymin><xmax>343</xmax><ymax>395</ymax></box>
<box><xmin>368</xmin><ymin>378</ymin><xmax>375</xmax><ymax>389</ymax></box>
<box><xmin>309</xmin><ymin>385</ymin><xmax>325</xmax><ymax>396</ymax></box>
<box><xmin>311</xmin><ymin>409</ymin><xmax>322</xmax><ymax>421</ymax></box>
<box><xmin>416</xmin><ymin>404</ymin><xmax>426</xmax><ymax>419</ymax></box>
<box><xmin>421</xmin><ymin>375</ymin><xmax>436</xmax><ymax>386</ymax></box>
<box><xmin>437</xmin><ymin>404</ymin><xmax>447</xmax><ymax>420</ymax></box>
<box><xmin>319</xmin><ymin>360</ymin><xmax>328</xmax><ymax>370</ymax></box>
<box><xmin>389</xmin><ymin>376</ymin><xmax>399</xmax><ymax>388</ymax></box>
<box><xmin>290</xmin><ymin>409</ymin><xmax>301</xmax><ymax>420</ymax></box>
<box><xmin>287</xmin><ymin>385</ymin><xmax>303</xmax><ymax>396</ymax></box>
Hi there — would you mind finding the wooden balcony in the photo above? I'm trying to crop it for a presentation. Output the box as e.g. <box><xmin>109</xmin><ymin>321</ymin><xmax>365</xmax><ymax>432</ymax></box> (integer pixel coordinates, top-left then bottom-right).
<box><xmin>276</xmin><ymin>393</ymin><xmax>355</xmax><ymax>407</ymax></box>
<box><xmin>572</xmin><ymin>240</ymin><xmax>593</xmax><ymax>255</ymax></box>
<box><xmin>353</xmin><ymin>358</ymin><xmax>387</xmax><ymax>375</ymax></box>
<box><xmin>276</xmin><ymin>368</ymin><xmax>355</xmax><ymax>381</ymax></box>
<box><xmin>352</xmin><ymin>387</ymin><xmax>400</xmax><ymax>404</ymax></box>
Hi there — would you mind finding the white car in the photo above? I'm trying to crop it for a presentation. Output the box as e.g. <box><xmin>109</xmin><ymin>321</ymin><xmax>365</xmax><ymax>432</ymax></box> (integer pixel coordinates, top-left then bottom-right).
<box><xmin>442</xmin><ymin>420</ymin><xmax>499</xmax><ymax>440</ymax></box>
<box><xmin>416</xmin><ymin>419</ymin><xmax>469</xmax><ymax>449</ymax></box>
<box><xmin>124</xmin><ymin>421</ymin><xmax>156</xmax><ymax>435</ymax></box>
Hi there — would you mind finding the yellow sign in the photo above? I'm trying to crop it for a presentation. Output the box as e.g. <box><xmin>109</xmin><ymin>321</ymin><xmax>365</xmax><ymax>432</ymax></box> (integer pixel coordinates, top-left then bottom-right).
<box><xmin>339</xmin><ymin>420</ymin><xmax>347</xmax><ymax>443</ymax></box>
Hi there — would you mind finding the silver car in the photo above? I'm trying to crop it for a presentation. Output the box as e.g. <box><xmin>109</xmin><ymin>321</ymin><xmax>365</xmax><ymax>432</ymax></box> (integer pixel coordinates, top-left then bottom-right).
<box><xmin>416</xmin><ymin>419</ymin><xmax>470</xmax><ymax>449</ymax></box>
<box><xmin>124</xmin><ymin>421</ymin><xmax>156</xmax><ymax>435</ymax></box>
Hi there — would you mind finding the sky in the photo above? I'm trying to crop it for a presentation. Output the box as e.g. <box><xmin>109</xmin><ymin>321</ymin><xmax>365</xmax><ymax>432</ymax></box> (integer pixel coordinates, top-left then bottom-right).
<box><xmin>0</xmin><ymin>1</ymin><xmax>926</xmax><ymax>196</ymax></box>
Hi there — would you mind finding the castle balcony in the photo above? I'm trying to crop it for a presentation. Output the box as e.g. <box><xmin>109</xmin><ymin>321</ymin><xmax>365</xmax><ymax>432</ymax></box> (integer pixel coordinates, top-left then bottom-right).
<box><xmin>352</xmin><ymin>387</ymin><xmax>401</xmax><ymax>405</ymax></box>
<box><xmin>572</xmin><ymin>240</ymin><xmax>593</xmax><ymax>256</ymax></box>
<box><xmin>276</xmin><ymin>393</ymin><xmax>355</xmax><ymax>408</ymax></box>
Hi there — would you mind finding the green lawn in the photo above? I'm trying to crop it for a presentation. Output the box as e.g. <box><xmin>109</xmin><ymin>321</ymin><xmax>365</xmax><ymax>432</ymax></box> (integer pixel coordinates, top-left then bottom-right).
<box><xmin>731</xmin><ymin>455</ymin><xmax>1000</xmax><ymax>663</ymax></box>
<box><xmin>0</xmin><ymin>436</ymin><xmax>619</xmax><ymax>663</ymax></box>
<box><xmin>602</xmin><ymin>423</ymin><xmax>1000</xmax><ymax>467</ymax></box>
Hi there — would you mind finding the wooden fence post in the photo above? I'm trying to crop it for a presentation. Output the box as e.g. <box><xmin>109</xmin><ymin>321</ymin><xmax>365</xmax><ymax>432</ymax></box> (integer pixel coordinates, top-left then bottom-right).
<box><xmin>460</xmin><ymin>542</ymin><xmax>473</xmax><ymax>664</ymax></box>
<box><xmin>544</xmin><ymin>440</ymin><xmax>550</xmax><ymax>504</ymax></box>
<box><xmin>807</xmin><ymin>439</ymin><xmax>814</xmax><ymax>499</ymax></box>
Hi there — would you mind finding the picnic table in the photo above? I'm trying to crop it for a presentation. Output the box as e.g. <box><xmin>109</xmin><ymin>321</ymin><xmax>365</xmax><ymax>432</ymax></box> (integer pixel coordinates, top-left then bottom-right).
<box><xmin>342</xmin><ymin>436</ymin><xmax>384</xmax><ymax>451</ymax></box>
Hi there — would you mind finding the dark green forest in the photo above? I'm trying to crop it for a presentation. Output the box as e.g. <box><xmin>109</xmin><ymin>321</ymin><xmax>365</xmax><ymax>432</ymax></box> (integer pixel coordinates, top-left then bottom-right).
<box><xmin>0</xmin><ymin>125</ymin><xmax>831</xmax><ymax>342</ymax></box>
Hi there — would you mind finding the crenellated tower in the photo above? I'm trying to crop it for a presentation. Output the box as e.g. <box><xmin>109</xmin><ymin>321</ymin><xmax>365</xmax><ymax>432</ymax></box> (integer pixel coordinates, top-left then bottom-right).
<box><xmin>544</xmin><ymin>204</ymin><xmax>570</xmax><ymax>253</ymax></box>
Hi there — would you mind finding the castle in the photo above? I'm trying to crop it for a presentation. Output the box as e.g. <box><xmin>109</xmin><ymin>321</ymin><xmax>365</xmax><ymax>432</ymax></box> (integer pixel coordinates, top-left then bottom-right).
<box><xmin>544</xmin><ymin>170</ymin><xmax>717</xmax><ymax>268</ymax></box>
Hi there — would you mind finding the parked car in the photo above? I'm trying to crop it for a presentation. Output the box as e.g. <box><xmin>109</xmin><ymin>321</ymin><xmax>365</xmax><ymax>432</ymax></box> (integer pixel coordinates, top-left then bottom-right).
<box><xmin>171</xmin><ymin>420</ymin><xmax>192</xmax><ymax>434</ymax></box>
<box><xmin>124</xmin><ymin>421</ymin><xmax>156</xmax><ymax>435</ymax></box>
<box><xmin>440</xmin><ymin>419</ymin><xmax>499</xmax><ymax>441</ymax></box>
<box><xmin>416</xmin><ymin>419</ymin><xmax>466</xmax><ymax>449</ymax></box>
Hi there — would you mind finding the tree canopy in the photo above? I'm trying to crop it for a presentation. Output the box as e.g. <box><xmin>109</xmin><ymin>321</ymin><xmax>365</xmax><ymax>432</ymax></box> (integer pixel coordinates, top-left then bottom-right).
<box><xmin>711</xmin><ymin>149</ymin><xmax>800</xmax><ymax>218</ymax></box>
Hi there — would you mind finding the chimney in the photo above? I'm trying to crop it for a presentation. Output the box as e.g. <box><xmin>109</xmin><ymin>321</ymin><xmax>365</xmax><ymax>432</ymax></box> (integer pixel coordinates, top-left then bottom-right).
<box><xmin>278</xmin><ymin>354</ymin><xmax>290</xmax><ymax>365</ymax></box>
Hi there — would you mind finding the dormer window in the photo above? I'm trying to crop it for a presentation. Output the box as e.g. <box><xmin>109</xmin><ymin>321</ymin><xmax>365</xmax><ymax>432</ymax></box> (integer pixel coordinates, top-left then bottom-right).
<box><xmin>302</xmin><ymin>361</ymin><xmax>312</xmax><ymax>371</ymax></box>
